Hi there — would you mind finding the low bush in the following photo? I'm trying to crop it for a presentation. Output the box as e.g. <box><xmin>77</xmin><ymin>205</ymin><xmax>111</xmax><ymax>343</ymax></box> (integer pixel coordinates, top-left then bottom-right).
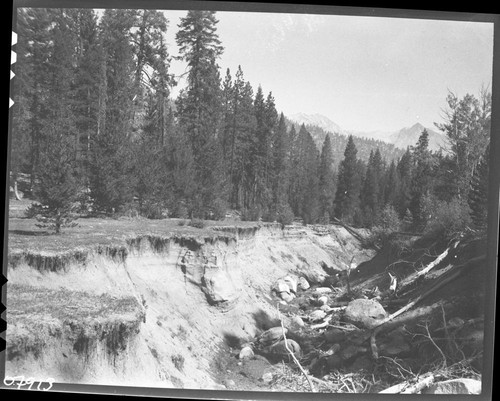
<box><xmin>241</xmin><ymin>206</ymin><xmax>262</xmax><ymax>222</ymax></box>
<box><xmin>188</xmin><ymin>218</ymin><xmax>206</xmax><ymax>229</ymax></box>
<box><xmin>365</xmin><ymin>205</ymin><xmax>401</xmax><ymax>248</ymax></box>
<box><xmin>424</xmin><ymin>197</ymin><xmax>471</xmax><ymax>239</ymax></box>
<box><xmin>171</xmin><ymin>354</ymin><xmax>185</xmax><ymax>371</ymax></box>
<box><xmin>277</xmin><ymin>203</ymin><xmax>294</xmax><ymax>226</ymax></box>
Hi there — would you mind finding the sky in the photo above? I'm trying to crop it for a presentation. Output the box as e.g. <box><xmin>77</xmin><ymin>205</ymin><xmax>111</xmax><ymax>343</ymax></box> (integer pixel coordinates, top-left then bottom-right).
<box><xmin>162</xmin><ymin>9</ymin><xmax>494</xmax><ymax>133</ymax></box>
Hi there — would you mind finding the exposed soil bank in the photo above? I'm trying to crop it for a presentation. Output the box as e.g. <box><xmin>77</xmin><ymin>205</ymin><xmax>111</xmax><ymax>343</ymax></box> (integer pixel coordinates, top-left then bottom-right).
<box><xmin>6</xmin><ymin>222</ymin><xmax>373</xmax><ymax>389</ymax></box>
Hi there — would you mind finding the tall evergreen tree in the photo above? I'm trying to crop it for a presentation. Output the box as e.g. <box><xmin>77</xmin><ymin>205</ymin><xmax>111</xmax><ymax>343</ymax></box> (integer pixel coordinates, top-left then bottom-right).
<box><xmin>71</xmin><ymin>9</ymin><xmax>101</xmax><ymax>183</ymax></box>
<box><xmin>317</xmin><ymin>134</ymin><xmax>336</xmax><ymax>223</ymax></box>
<box><xmin>269</xmin><ymin>112</ymin><xmax>290</xmax><ymax>216</ymax></box>
<box><xmin>175</xmin><ymin>10</ymin><xmax>226</xmax><ymax>218</ymax></box>
<box><xmin>383</xmin><ymin>160</ymin><xmax>399</xmax><ymax>208</ymax></box>
<box><xmin>395</xmin><ymin>148</ymin><xmax>413</xmax><ymax>217</ymax></box>
<box><xmin>435</xmin><ymin>90</ymin><xmax>491</xmax><ymax>199</ymax></box>
<box><xmin>409</xmin><ymin>129</ymin><xmax>434</xmax><ymax>229</ymax></box>
<box><xmin>227</xmin><ymin>66</ymin><xmax>256</xmax><ymax>209</ymax></box>
<box><xmin>468</xmin><ymin>144</ymin><xmax>489</xmax><ymax>229</ymax></box>
<box><xmin>34</xmin><ymin>10</ymin><xmax>80</xmax><ymax>233</ymax></box>
<box><xmin>14</xmin><ymin>9</ymin><xmax>53</xmax><ymax>192</ymax></box>
<box><xmin>89</xmin><ymin>9</ymin><xmax>136</xmax><ymax>214</ymax></box>
<box><xmin>252</xmin><ymin>87</ymin><xmax>277</xmax><ymax>214</ymax></box>
<box><xmin>334</xmin><ymin>135</ymin><xmax>362</xmax><ymax>224</ymax></box>
<box><xmin>360</xmin><ymin>148</ymin><xmax>383</xmax><ymax>227</ymax></box>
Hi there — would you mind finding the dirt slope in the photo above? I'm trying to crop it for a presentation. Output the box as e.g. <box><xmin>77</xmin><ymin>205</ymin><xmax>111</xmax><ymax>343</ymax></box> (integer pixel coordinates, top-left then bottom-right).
<box><xmin>5</xmin><ymin>222</ymin><xmax>373</xmax><ymax>389</ymax></box>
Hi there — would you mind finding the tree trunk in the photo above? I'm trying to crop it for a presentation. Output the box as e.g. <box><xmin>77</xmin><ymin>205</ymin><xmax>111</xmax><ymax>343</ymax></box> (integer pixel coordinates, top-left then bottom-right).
<box><xmin>13</xmin><ymin>178</ymin><xmax>22</xmax><ymax>200</ymax></box>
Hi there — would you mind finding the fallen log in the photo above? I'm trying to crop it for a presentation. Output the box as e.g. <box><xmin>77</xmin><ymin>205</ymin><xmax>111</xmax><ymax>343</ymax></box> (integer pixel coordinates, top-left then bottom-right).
<box><xmin>310</xmin><ymin>315</ymin><xmax>332</xmax><ymax>330</ymax></box>
<box><xmin>331</xmin><ymin>217</ymin><xmax>368</xmax><ymax>244</ymax></box>
<box><xmin>369</xmin><ymin>255</ymin><xmax>486</xmax><ymax>358</ymax></box>
<box><xmin>397</xmin><ymin>241</ymin><xmax>460</xmax><ymax>294</ymax></box>
<box><xmin>379</xmin><ymin>373</ymin><xmax>434</xmax><ymax>394</ymax></box>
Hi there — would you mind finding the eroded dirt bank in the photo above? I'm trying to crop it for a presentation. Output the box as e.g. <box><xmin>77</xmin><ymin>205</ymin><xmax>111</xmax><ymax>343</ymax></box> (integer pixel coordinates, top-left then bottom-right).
<box><xmin>6</xmin><ymin>223</ymin><xmax>373</xmax><ymax>389</ymax></box>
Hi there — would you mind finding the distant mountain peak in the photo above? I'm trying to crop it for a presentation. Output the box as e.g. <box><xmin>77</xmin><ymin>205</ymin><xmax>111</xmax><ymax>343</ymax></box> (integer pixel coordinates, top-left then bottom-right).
<box><xmin>288</xmin><ymin>113</ymin><xmax>343</xmax><ymax>135</ymax></box>
<box><xmin>390</xmin><ymin>123</ymin><xmax>447</xmax><ymax>151</ymax></box>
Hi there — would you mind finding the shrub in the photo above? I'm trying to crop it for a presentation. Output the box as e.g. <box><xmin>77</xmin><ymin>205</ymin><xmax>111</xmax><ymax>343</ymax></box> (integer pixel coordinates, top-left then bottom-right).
<box><xmin>277</xmin><ymin>203</ymin><xmax>294</xmax><ymax>226</ymax></box>
<box><xmin>424</xmin><ymin>196</ymin><xmax>471</xmax><ymax>239</ymax></box>
<box><xmin>171</xmin><ymin>354</ymin><xmax>185</xmax><ymax>371</ymax></box>
<box><xmin>210</xmin><ymin>198</ymin><xmax>228</xmax><ymax>220</ymax></box>
<box><xmin>241</xmin><ymin>206</ymin><xmax>262</xmax><ymax>222</ymax></box>
<box><xmin>365</xmin><ymin>205</ymin><xmax>401</xmax><ymax>248</ymax></box>
<box><xmin>188</xmin><ymin>218</ymin><xmax>206</xmax><ymax>229</ymax></box>
<box><xmin>140</xmin><ymin>202</ymin><xmax>164</xmax><ymax>219</ymax></box>
<box><xmin>172</xmin><ymin>202</ymin><xmax>189</xmax><ymax>219</ymax></box>
<box><xmin>25</xmin><ymin>202</ymin><xmax>43</xmax><ymax>219</ymax></box>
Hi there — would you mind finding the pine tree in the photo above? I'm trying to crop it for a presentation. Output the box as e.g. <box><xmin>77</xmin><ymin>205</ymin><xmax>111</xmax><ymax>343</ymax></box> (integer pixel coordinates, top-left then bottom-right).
<box><xmin>292</xmin><ymin>125</ymin><xmax>320</xmax><ymax>224</ymax></box>
<box><xmin>89</xmin><ymin>9</ymin><xmax>136</xmax><ymax>214</ymax></box>
<box><xmin>384</xmin><ymin>160</ymin><xmax>399</xmax><ymax>208</ymax></box>
<box><xmin>271</xmin><ymin>113</ymin><xmax>289</xmax><ymax>211</ymax></box>
<box><xmin>360</xmin><ymin>148</ymin><xmax>383</xmax><ymax>227</ymax></box>
<box><xmin>10</xmin><ymin>8</ymin><xmax>37</xmax><ymax>198</ymax></box>
<box><xmin>252</xmin><ymin>87</ymin><xmax>277</xmax><ymax>215</ymax></box>
<box><xmin>71</xmin><ymin>8</ymin><xmax>101</xmax><ymax>187</ymax></box>
<box><xmin>14</xmin><ymin>9</ymin><xmax>53</xmax><ymax>192</ymax></box>
<box><xmin>334</xmin><ymin>135</ymin><xmax>362</xmax><ymax>225</ymax></box>
<box><xmin>409</xmin><ymin>129</ymin><xmax>434</xmax><ymax>229</ymax></box>
<box><xmin>468</xmin><ymin>144</ymin><xmax>489</xmax><ymax>229</ymax></box>
<box><xmin>34</xmin><ymin>10</ymin><xmax>80</xmax><ymax>233</ymax></box>
<box><xmin>395</xmin><ymin>148</ymin><xmax>413</xmax><ymax>217</ymax></box>
<box><xmin>227</xmin><ymin>66</ymin><xmax>256</xmax><ymax>209</ymax></box>
<box><xmin>176</xmin><ymin>10</ymin><xmax>226</xmax><ymax>218</ymax></box>
<box><xmin>317</xmin><ymin>134</ymin><xmax>335</xmax><ymax>223</ymax></box>
<box><xmin>435</xmin><ymin>90</ymin><xmax>491</xmax><ymax>199</ymax></box>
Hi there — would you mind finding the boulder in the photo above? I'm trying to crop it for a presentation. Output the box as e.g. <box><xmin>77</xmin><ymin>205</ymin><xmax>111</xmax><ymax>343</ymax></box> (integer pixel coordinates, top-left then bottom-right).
<box><xmin>239</xmin><ymin>346</ymin><xmax>255</xmax><ymax>360</ymax></box>
<box><xmin>269</xmin><ymin>339</ymin><xmax>302</xmax><ymax>360</ymax></box>
<box><xmin>201</xmin><ymin>270</ymin><xmax>240</xmax><ymax>304</ymax></box>
<box><xmin>283</xmin><ymin>275</ymin><xmax>299</xmax><ymax>294</ymax></box>
<box><xmin>289</xmin><ymin>316</ymin><xmax>305</xmax><ymax>330</ymax></box>
<box><xmin>273</xmin><ymin>280</ymin><xmax>291</xmax><ymax>294</ymax></box>
<box><xmin>224</xmin><ymin>379</ymin><xmax>236</xmax><ymax>388</ymax></box>
<box><xmin>298</xmin><ymin>277</ymin><xmax>310</xmax><ymax>290</ymax></box>
<box><xmin>423</xmin><ymin>378</ymin><xmax>481</xmax><ymax>394</ymax></box>
<box><xmin>318</xmin><ymin>296</ymin><xmax>329</xmax><ymax>305</ymax></box>
<box><xmin>316</xmin><ymin>287</ymin><xmax>333</xmax><ymax>294</ymax></box>
<box><xmin>308</xmin><ymin>309</ymin><xmax>327</xmax><ymax>322</ymax></box>
<box><xmin>257</xmin><ymin>327</ymin><xmax>286</xmax><ymax>346</ymax></box>
<box><xmin>280</xmin><ymin>291</ymin><xmax>295</xmax><ymax>303</ymax></box>
<box><xmin>344</xmin><ymin>298</ymin><xmax>388</xmax><ymax>329</ymax></box>
<box><xmin>261</xmin><ymin>371</ymin><xmax>274</xmax><ymax>384</ymax></box>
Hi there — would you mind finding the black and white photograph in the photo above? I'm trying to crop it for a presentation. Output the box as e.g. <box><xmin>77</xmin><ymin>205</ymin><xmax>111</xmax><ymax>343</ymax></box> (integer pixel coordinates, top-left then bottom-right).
<box><xmin>2</xmin><ymin>0</ymin><xmax>498</xmax><ymax>398</ymax></box>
